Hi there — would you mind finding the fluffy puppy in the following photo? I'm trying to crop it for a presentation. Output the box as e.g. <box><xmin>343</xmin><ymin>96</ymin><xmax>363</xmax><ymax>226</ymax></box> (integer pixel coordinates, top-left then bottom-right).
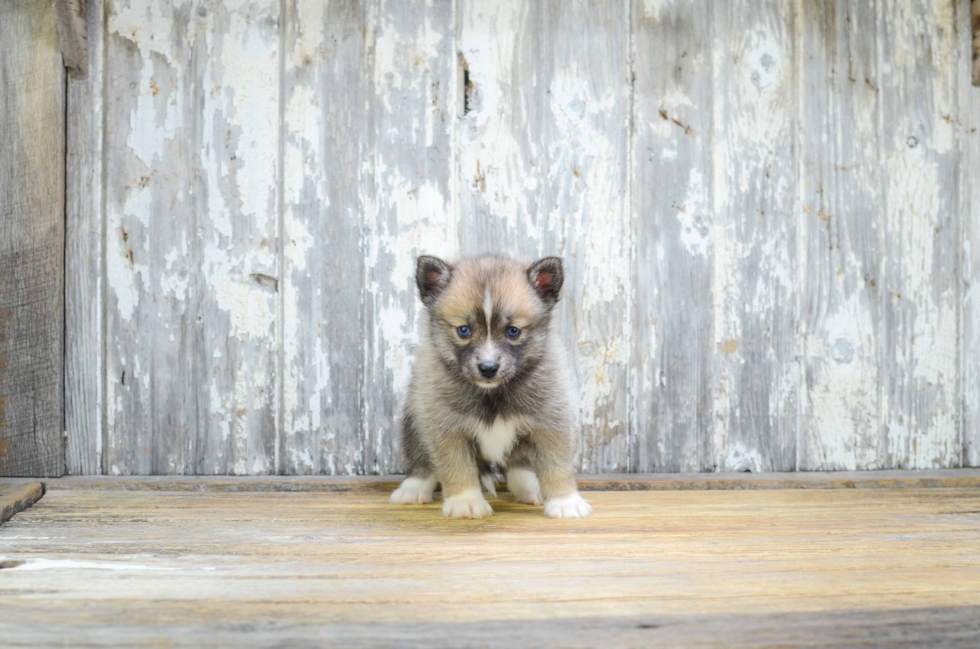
<box><xmin>390</xmin><ymin>255</ymin><xmax>591</xmax><ymax>519</ymax></box>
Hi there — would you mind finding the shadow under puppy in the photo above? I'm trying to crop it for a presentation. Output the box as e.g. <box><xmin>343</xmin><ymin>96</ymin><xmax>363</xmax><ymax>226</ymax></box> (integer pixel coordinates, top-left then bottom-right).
<box><xmin>391</xmin><ymin>255</ymin><xmax>592</xmax><ymax>519</ymax></box>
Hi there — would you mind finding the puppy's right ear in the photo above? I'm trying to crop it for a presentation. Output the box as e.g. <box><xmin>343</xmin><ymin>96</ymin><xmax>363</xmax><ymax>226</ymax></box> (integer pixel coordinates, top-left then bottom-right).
<box><xmin>416</xmin><ymin>256</ymin><xmax>453</xmax><ymax>306</ymax></box>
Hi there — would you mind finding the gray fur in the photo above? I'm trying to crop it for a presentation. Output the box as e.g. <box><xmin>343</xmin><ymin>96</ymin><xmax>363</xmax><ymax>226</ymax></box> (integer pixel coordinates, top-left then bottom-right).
<box><xmin>396</xmin><ymin>255</ymin><xmax>582</xmax><ymax>510</ymax></box>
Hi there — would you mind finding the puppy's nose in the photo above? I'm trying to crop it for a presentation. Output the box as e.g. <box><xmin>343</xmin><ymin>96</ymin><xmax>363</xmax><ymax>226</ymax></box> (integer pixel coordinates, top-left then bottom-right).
<box><xmin>478</xmin><ymin>361</ymin><xmax>499</xmax><ymax>379</ymax></box>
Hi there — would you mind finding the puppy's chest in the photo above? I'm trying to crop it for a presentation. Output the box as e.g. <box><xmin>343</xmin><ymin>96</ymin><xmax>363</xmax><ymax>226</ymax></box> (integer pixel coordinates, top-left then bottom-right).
<box><xmin>470</xmin><ymin>417</ymin><xmax>522</xmax><ymax>463</ymax></box>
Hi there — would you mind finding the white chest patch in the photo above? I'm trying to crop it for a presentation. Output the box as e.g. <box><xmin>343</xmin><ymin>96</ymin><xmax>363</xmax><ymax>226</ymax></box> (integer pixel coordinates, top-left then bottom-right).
<box><xmin>472</xmin><ymin>417</ymin><xmax>520</xmax><ymax>463</ymax></box>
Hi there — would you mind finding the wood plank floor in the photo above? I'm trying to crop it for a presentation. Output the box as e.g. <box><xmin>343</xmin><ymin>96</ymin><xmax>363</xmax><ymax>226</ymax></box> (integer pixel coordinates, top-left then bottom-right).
<box><xmin>1</xmin><ymin>480</ymin><xmax>979</xmax><ymax>647</ymax></box>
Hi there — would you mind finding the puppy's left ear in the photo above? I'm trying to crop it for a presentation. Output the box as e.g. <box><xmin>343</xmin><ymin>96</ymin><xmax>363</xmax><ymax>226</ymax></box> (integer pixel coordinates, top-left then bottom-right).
<box><xmin>527</xmin><ymin>257</ymin><xmax>563</xmax><ymax>307</ymax></box>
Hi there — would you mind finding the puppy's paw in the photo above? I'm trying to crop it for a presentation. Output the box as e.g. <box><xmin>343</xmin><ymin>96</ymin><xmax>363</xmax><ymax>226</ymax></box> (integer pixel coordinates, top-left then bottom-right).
<box><xmin>390</xmin><ymin>476</ymin><xmax>437</xmax><ymax>505</ymax></box>
<box><xmin>544</xmin><ymin>492</ymin><xmax>592</xmax><ymax>519</ymax></box>
<box><xmin>442</xmin><ymin>489</ymin><xmax>494</xmax><ymax>519</ymax></box>
<box><xmin>506</xmin><ymin>468</ymin><xmax>542</xmax><ymax>505</ymax></box>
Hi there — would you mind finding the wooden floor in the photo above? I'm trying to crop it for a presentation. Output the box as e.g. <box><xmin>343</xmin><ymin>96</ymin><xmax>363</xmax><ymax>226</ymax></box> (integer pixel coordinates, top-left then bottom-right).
<box><xmin>2</xmin><ymin>475</ymin><xmax>980</xmax><ymax>647</ymax></box>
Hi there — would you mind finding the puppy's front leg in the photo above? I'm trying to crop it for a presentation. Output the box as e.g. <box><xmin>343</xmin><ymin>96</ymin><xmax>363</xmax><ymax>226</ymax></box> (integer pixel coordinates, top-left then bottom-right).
<box><xmin>532</xmin><ymin>430</ymin><xmax>592</xmax><ymax>519</ymax></box>
<box><xmin>432</xmin><ymin>432</ymin><xmax>493</xmax><ymax>519</ymax></box>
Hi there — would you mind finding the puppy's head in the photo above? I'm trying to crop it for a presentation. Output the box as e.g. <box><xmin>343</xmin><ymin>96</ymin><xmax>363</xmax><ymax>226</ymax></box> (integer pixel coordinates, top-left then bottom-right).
<box><xmin>416</xmin><ymin>255</ymin><xmax>563</xmax><ymax>389</ymax></box>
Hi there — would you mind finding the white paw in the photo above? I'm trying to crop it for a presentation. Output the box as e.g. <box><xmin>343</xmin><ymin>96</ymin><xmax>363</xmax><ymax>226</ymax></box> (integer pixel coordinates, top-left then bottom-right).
<box><xmin>544</xmin><ymin>492</ymin><xmax>592</xmax><ymax>519</ymax></box>
<box><xmin>442</xmin><ymin>489</ymin><xmax>494</xmax><ymax>519</ymax></box>
<box><xmin>390</xmin><ymin>476</ymin><xmax>437</xmax><ymax>505</ymax></box>
<box><xmin>506</xmin><ymin>468</ymin><xmax>542</xmax><ymax>505</ymax></box>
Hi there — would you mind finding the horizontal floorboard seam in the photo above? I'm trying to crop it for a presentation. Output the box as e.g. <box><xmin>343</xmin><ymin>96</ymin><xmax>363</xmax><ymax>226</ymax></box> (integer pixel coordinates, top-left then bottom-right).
<box><xmin>16</xmin><ymin>469</ymin><xmax>980</xmax><ymax>492</ymax></box>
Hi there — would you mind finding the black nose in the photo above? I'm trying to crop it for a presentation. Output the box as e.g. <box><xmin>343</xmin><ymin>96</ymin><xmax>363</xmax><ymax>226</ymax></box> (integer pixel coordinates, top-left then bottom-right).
<box><xmin>478</xmin><ymin>361</ymin><xmax>499</xmax><ymax>379</ymax></box>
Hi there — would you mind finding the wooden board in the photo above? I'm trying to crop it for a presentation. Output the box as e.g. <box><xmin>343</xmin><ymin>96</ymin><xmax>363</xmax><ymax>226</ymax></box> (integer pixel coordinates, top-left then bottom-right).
<box><xmin>281</xmin><ymin>0</ymin><xmax>456</xmax><ymax>475</ymax></box>
<box><xmin>631</xmin><ymin>0</ymin><xmax>713</xmax><ymax>472</ymax></box>
<box><xmin>0</xmin><ymin>0</ymin><xmax>66</xmax><ymax>478</ymax></box>
<box><xmin>0</xmin><ymin>483</ymin><xmax>44</xmax><ymax>525</ymax></box>
<box><xmin>59</xmin><ymin>0</ymin><xmax>980</xmax><ymax>476</ymax></box>
<box><xmin>878</xmin><ymin>0</ymin><xmax>961</xmax><ymax>468</ymax></box>
<box><xmin>962</xmin><ymin>0</ymin><xmax>980</xmax><ymax>469</ymax></box>
<box><xmin>716</xmin><ymin>0</ymin><xmax>800</xmax><ymax>472</ymax></box>
<box><xmin>1</xmin><ymin>486</ymin><xmax>979</xmax><ymax>647</ymax></box>
<box><xmin>457</xmin><ymin>0</ymin><xmax>632</xmax><ymax>472</ymax></box>
<box><xmin>798</xmin><ymin>0</ymin><xmax>883</xmax><ymax>470</ymax></box>
<box><xmin>26</xmin><ymin>468</ymin><xmax>980</xmax><ymax>493</ymax></box>
<box><xmin>65</xmin><ymin>0</ymin><xmax>104</xmax><ymax>476</ymax></box>
<box><xmin>0</xmin><ymin>606</ymin><xmax>977</xmax><ymax>648</ymax></box>
<box><xmin>280</xmin><ymin>0</ymin><xmax>371</xmax><ymax>475</ymax></box>
<box><xmin>103</xmin><ymin>0</ymin><xmax>280</xmax><ymax>475</ymax></box>
<box><xmin>361</xmin><ymin>0</ymin><xmax>457</xmax><ymax>475</ymax></box>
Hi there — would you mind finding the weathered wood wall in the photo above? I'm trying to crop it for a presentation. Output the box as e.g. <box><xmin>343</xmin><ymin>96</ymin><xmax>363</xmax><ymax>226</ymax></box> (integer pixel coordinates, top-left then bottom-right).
<box><xmin>0</xmin><ymin>0</ymin><xmax>67</xmax><ymax>477</ymax></box>
<box><xmin>55</xmin><ymin>0</ymin><xmax>980</xmax><ymax>475</ymax></box>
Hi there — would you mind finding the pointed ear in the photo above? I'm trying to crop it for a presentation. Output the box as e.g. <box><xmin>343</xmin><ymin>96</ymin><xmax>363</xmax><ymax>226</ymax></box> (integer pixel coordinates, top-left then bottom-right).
<box><xmin>416</xmin><ymin>255</ymin><xmax>453</xmax><ymax>306</ymax></box>
<box><xmin>527</xmin><ymin>257</ymin><xmax>563</xmax><ymax>307</ymax></box>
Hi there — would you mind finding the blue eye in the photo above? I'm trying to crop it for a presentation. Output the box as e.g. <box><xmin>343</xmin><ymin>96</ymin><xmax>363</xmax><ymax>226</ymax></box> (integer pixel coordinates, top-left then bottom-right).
<box><xmin>456</xmin><ymin>325</ymin><xmax>471</xmax><ymax>339</ymax></box>
<box><xmin>506</xmin><ymin>325</ymin><xmax>522</xmax><ymax>339</ymax></box>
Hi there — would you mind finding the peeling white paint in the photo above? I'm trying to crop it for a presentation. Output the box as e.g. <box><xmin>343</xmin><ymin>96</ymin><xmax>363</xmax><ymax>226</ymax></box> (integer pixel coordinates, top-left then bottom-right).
<box><xmin>676</xmin><ymin>167</ymin><xmax>710</xmax><ymax>257</ymax></box>
<box><xmin>724</xmin><ymin>442</ymin><xmax>765</xmax><ymax>474</ymax></box>
<box><xmin>89</xmin><ymin>0</ymin><xmax>971</xmax><ymax>477</ymax></box>
<box><xmin>213</xmin><ymin>277</ymin><xmax>275</xmax><ymax>339</ymax></box>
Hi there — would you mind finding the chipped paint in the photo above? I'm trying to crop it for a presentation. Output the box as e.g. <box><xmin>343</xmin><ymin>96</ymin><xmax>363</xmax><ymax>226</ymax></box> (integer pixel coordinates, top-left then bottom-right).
<box><xmin>74</xmin><ymin>0</ymin><xmax>974</xmax><ymax>477</ymax></box>
<box><xmin>103</xmin><ymin>0</ymin><xmax>280</xmax><ymax>475</ymax></box>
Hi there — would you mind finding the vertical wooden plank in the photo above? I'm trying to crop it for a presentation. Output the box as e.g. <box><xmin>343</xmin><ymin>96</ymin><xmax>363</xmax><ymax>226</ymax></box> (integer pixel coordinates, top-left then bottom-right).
<box><xmin>0</xmin><ymin>0</ymin><xmax>66</xmax><ymax>477</ymax></box>
<box><xmin>65</xmin><ymin>0</ymin><xmax>104</xmax><ymax>475</ymax></box>
<box><xmin>281</xmin><ymin>0</ymin><xmax>370</xmax><ymax>474</ymax></box>
<box><xmin>878</xmin><ymin>0</ymin><xmax>961</xmax><ymax>468</ymax></box>
<box><xmin>798</xmin><ymin>1</ymin><xmax>884</xmax><ymax>470</ymax></box>
<box><xmin>362</xmin><ymin>0</ymin><xmax>457</xmax><ymax>474</ymax></box>
<box><xmin>104</xmin><ymin>0</ymin><xmax>280</xmax><ymax>474</ymax></box>
<box><xmin>708</xmin><ymin>0</ymin><xmax>799</xmax><ymax>472</ymax></box>
<box><xmin>964</xmin><ymin>0</ymin><xmax>980</xmax><ymax>468</ymax></box>
<box><xmin>631</xmin><ymin>0</ymin><xmax>713</xmax><ymax>472</ymax></box>
<box><xmin>457</xmin><ymin>0</ymin><xmax>632</xmax><ymax>472</ymax></box>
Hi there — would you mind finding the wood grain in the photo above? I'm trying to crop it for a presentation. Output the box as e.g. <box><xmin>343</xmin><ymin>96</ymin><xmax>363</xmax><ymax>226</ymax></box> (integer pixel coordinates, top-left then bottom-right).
<box><xmin>281</xmin><ymin>0</ymin><xmax>371</xmax><ymax>475</ymax></box>
<box><xmin>708</xmin><ymin>0</ymin><xmax>799</xmax><ymax>471</ymax></box>
<box><xmin>878</xmin><ymin>0</ymin><xmax>961</xmax><ymax>468</ymax></box>
<box><xmin>0</xmin><ymin>483</ymin><xmax>44</xmax><ymax>525</ymax></box>
<box><xmin>631</xmin><ymin>0</ymin><xmax>713</xmax><ymax>472</ymax></box>
<box><xmin>0</xmin><ymin>606</ymin><xmax>977</xmax><ymax>648</ymax></box>
<box><xmin>0</xmin><ymin>486</ymin><xmax>978</xmax><ymax>646</ymax></box>
<box><xmin>961</xmin><ymin>0</ymin><xmax>980</xmax><ymax>469</ymax></box>
<box><xmin>798</xmin><ymin>0</ymin><xmax>883</xmax><ymax>470</ymax></box>
<box><xmin>281</xmin><ymin>0</ymin><xmax>457</xmax><ymax>475</ymax></box>
<box><xmin>0</xmin><ymin>0</ymin><xmax>66</xmax><ymax>478</ymax></box>
<box><xmin>65</xmin><ymin>0</ymin><xmax>105</xmax><ymax>476</ymax></box>
<box><xmin>457</xmin><ymin>0</ymin><xmax>632</xmax><ymax>472</ymax></box>
<box><xmin>361</xmin><ymin>0</ymin><xmax>456</xmax><ymax>475</ymax></box>
<box><xmin>103</xmin><ymin>0</ymin><xmax>280</xmax><ymax>475</ymax></box>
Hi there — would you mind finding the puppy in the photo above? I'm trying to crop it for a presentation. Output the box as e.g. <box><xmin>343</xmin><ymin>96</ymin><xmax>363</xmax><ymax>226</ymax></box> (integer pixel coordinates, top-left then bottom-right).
<box><xmin>390</xmin><ymin>255</ymin><xmax>592</xmax><ymax>519</ymax></box>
